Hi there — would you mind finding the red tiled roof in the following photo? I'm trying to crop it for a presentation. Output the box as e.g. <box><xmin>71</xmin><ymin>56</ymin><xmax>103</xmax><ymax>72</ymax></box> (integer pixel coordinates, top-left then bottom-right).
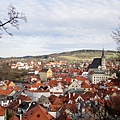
<box><xmin>81</xmin><ymin>82</ymin><xmax>91</xmax><ymax>88</ymax></box>
<box><xmin>48</xmin><ymin>80</ymin><xmax>59</xmax><ymax>87</ymax></box>
<box><xmin>23</xmin><ymin>104</ymin><xmax>55</xmax><ymax>120</ymax></box>
<box><xmin>26</xmin><ymin>89</ymin><xmax>50</xmax><ymax>92</ymax></box>
<box><xmin>9</xmin><ymin>115</ymin><xmax>19</xmax><ymax>120</ymax></box>
<box><xmin>75</xmin><ymin>76</ymin><xmax>88</xmax><ymax>81</ymax></box>
<box><xmin>18</xmin><ymin>95</ymin><xmax>32</xmax><ymax>101</ymax></box>
<box><xmin>0</xmin><ymin>89</ymin><xmax>13</xmax><ymax>95</ymax></box>
<box><xmin>7</xmin><ymin>100</ymin><xmax>19</xmax><ymax>111</ymax></box>
<box><xmin>53</xmin><ymin>97</ymin><xmax>63</xmax><ymax>105</ymax></box>
<box><xmin>50</xmin><ymin>104</ymin><xmax>62</xmax><ymax>112</ymax></box>
<box><xmin>0</xmin><ymin>105</ymin><xmax>5</xmax><ymax>116</ymax></box>
<box><xmin>49</xmin><ymin>95</ymin><xmax>58</xmax><ymax>103</ymax></box>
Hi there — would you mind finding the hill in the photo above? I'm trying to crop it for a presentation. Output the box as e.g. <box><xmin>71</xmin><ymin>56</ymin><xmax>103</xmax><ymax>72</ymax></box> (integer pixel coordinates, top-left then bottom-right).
<box><xmin>48</xmin><ymin>49</ymin><xmax>117</xmax><ymax>62</ymax></box>
<box><xmin>0</xmin><ymin>49</ymin><xmax>117</xmax><ymax>62</ymax></box>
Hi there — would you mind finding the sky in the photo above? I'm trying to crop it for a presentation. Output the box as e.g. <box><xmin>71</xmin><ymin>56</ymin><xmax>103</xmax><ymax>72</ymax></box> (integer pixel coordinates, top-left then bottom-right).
<box><xmin>0</xmin><ymin>0</ymin><xmax>120</xmax><ymax>58</ymax></box>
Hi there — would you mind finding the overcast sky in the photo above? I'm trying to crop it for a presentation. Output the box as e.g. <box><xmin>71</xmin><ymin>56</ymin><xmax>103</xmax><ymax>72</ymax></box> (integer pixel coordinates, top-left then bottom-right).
<box><xmin>0</xmin><ymin>0</ymin><xmax>120</xmax><ymax>58</ymax></box>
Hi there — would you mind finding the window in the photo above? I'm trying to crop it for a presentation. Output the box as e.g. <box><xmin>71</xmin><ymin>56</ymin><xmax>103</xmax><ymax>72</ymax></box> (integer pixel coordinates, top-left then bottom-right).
<box><xmin>30</xmin><ymin>111</ymin><xmax>33</xmax><ymax>115</ymax></box>
<box><xmin>37</xmin><ymin>114</ymin><xmax>40</xmax><ymax>118</ymax></box>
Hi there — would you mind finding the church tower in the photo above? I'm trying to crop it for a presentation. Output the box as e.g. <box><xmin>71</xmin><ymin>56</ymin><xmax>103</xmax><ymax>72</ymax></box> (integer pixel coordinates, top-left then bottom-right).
<box><xmin>101</xmin><ymin>48</ymin><xmax>106</xmax><ymax>70</ymax></box>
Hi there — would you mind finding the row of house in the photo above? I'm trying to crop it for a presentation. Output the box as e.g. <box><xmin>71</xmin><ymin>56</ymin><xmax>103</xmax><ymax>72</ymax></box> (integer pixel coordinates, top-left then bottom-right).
<box><xmin>0</xmin><ymin>50</ymin><xmax>119</xmax><ymax>119</ymax></box>
<box><xmin>0</xmin><ymin>76</ymin><xmax>120</xmax><ymax>120</ymax></box>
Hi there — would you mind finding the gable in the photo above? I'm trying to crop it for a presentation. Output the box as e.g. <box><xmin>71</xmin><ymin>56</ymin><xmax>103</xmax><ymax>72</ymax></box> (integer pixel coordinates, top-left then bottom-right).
<box><xmin>89</xmin><ymin>58</ymin><xmax>101</xmax><ymax>69</ymax></box>
<box><xmin>68</xmin><ymin>81</ymin><xmax>81</xmax><ymax>90</ymax></box>
<box><xmin>23</xmin><ymin>104</ymin><xmax>54</xmax><ymax>120</ymax></box>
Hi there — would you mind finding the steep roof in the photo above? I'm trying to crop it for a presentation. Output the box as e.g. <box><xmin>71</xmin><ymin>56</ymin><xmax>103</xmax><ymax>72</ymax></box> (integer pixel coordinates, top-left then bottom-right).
<box><xmin>0</xmin><ymin>89</ymin><xmax>13</xmax><ymax>95</ymax></box>
<box><xmin>9</xmin><ymin>115</ymin><xmax>19</xmax><ymax>120</ymax></box>
<box><xmin>23</xmin><ymin>104</ymin><xmax>54</xmax><ymax>120</ymax></box>
<box><xmin>89</xmin><ymin>58</ymin><xmax>101</xmax><ymax>69</ymax></box>
<box><xmin>18</xmin><ymin>95</ymin><xmax>32</xmax><ymax>101</ymax></box>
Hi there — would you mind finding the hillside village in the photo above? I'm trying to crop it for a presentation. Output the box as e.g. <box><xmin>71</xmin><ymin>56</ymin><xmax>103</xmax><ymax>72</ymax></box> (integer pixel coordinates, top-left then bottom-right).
<box><xmin>0</xmin><ymin>50</ymin><xmax>120</xmax><ymax>120</ymax></box>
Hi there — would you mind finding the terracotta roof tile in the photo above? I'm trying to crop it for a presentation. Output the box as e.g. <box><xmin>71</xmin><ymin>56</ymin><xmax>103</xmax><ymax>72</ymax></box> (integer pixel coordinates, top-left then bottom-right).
<box><xmin>50</xmin><ymin>104</ymin><xmax>62</xmax><ymax>112</ymax></box>
<box><xmin>75</xmin><ymin>76</ymin><xmax>89</xmax><ymax>81</ymax></box>
<box><xmin>53</xmin><ymin>97</ymin><xmax>63</xmax><ymax>105</ymax></box>
<box><xmin>18</xmin><ymin>95</ymin><xmax>32</xmax><ymax>101</ymax></box>
<box><xmin>7</xmin><ymin>100</ymin><xmax>19</xmax><ymax>111</ymax></box>
<box><xmin>9</xmin><ymin>115</ymin><xmax>19</xmax><ymax>120</ymax></box>
<box><xmin>81</xmin><ymin>82</ymin><xmax>91</xmax><ymax>88</ymax></box>
<box><xmin>0</xmin><ymin>105</ymin><xmax>5</xmax><ymax>116</ymax></box>
<box><xmin>48</xmin><ymin>80</ymin><xmax>59</xmax><ymax>87</ymax></box>
<box><xmin>0</xmin><ymin>89</ymin><xmax>13</xmax><ymax>95</ymax></box>
<box><xmin>23</xmin><ymin>104</ymin><xmax>55</xmax><ymax>120</ymax></box>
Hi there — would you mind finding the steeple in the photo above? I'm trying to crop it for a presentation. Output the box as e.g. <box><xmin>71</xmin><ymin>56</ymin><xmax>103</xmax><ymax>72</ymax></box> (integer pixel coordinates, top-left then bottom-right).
<box><xmin>101</xmin><ymin>48</ymin><xmax>106</xmax><ymax>70</ymax></box>
<box><xmin>101</xmin><ymin>48</ymin><xmax>105</xmax><ymax>58</ymax></box>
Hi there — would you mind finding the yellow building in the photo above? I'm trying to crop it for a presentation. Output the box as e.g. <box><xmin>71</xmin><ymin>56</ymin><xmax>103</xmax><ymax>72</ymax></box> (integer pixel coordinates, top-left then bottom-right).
<box><xmin>40</xmin><ymin>68</ymin><xmax>52</xmax><ymax>81</ymax></box>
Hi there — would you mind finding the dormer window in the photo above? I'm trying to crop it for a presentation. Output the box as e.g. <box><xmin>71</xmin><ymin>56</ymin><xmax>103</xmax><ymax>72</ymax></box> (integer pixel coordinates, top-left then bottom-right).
<box><xmin>24</xmin><ymin>115</ymin><xmax>27</xmax><ymax>119</ymax></box>
<box><xmin>37</xmin><ymin>114</ymin><xmax>40</xmax><ymax>118</ymax></box>
<box><xmin>30</xmin><ymin>111</ymin><xmax>33</xmax><ymax>115</ymax></box>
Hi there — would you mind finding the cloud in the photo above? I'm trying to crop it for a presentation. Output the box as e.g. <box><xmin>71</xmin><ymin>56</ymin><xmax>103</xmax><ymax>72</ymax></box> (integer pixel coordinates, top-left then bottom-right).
<box><xmin>0</xmin><ymin>0</ymin><xmax>120</xmax><ymax>57</ymax></box>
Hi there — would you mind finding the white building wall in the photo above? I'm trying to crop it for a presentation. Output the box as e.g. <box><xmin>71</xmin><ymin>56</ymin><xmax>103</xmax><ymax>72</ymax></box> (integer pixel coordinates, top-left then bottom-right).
<box><xmin>91</xmin><ymin>74</ymin><xmax>109</xmax><ymax>84</ymax></box>
<box><xmin>0</xmin><ymin>116</ymin><xmax>5</xmax><ymax>120</ymax></box>
<box><xmin>25</xmin><ymin>90</ymin><xmax>50</xmax><ymax>101</ymax></box>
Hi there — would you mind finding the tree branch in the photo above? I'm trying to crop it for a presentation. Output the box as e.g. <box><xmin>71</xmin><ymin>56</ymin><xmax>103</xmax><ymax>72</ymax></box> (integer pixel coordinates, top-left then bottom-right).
<box><xmin>0</xmin><ymin>4</ymin><xmax>27</xmax><ymax>37</ymax></box>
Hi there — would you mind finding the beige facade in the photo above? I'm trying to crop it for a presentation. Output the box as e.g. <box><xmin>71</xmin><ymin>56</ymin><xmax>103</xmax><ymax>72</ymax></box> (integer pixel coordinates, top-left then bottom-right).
<box><xmin>40</xmin><ymin>68</ymin><xmax>52</xmax><ymax>81</ymax></box>
<box><xmin>88</xmin><ymin>71</ymin><xmax>110</xmax><ymax>84</ymax></box>
<box><xmin>47</xmin><ymin>68</ymin><xmax>52</xmax><ymax>78</ymax></box>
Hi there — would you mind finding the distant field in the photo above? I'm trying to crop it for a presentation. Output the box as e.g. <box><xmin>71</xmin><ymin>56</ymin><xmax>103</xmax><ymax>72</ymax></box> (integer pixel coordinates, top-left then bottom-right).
<box><xmin>58</xmin><ymin>56</ymin><xmax>94</xmax><ymax>61</ymax></box>
<box><xmin>58</xmin><ymin>51</ymin><xmax>117</xmax><ymax>62</ymax></box>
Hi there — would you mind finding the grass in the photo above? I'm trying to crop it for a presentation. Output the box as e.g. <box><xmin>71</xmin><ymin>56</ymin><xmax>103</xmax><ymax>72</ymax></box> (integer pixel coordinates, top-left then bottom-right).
<box><xmin>58</xmin><ymin>52</ymin><xmax>117</xmax><ymax>62</ymax></box>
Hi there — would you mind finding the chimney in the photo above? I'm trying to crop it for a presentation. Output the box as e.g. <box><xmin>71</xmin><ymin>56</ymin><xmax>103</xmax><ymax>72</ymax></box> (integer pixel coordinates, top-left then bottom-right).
<box><xmin>69</xmin><ymin>92</ymin><xmax>71</xmax><ymax>98</ymax></box>
<box><xmin>19</xmin><ymin>99</ymin><xmax>21</xmax><ymax>104</ymax></box>
<box><xmin>20</xmin><ymin>114</ymin><xmax>22</xmax><ymax>120</ymax></box>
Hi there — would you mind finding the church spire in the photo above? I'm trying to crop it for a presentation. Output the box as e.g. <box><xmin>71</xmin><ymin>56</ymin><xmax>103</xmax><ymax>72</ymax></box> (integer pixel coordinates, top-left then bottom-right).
<box><xmin>101</xmin><ymin>48</ymin><xmax>105</xmax><ymax>58</ymax></box>
<box><xmin>101</xmin><ymin>48</ymin><xmax>106</xmax><ymax>70</ymax></box>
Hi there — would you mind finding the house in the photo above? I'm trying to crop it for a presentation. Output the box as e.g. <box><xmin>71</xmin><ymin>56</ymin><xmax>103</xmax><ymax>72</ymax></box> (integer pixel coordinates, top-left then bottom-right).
<box><xmin>38</xmin><ymin>95</ymin><xmax>51</xmax><ymax>109</ymax></box>
<box><xmin>82</xmin><ymin>72</ymin><xmax>89</xmax><ymax>78</ymax></box>
<box><xmin>40</xmin><ymin>68</ymin><xmax>52</xmax><ymax>81</ymax></box>
<box><xmin>5</xmin><ymin>80</ymin><xmax>16</xmax><ymax>87</ymax></box>
<box><xmin>24</xmin><ymin>79</ymin><xmax>52</xmax><ymax>102</ymax></box>
<box><xmin>81</xmin><ymin>82</ymin><xmax>92</xmax><ymax>92</ymax></box>
<box><xmin>50</xmin><ymin>83</ymin><xmax>64</xmax><ymax>96</ymax></box>
<box><xmin>0</xmin><ymin>80</ymin><xmax>15</xmax><ymax>90</ymax></box>
<box><xmin>7</xmin><ymin>94</ymin><xmax>32</xmax><ymax>117</ymax></box>
<box><xmin>64</xmin><ymin>81</ymin><xmax>84</xmax><ymax>96</ymax></box>
<box><xmin>10</xmin><ymin>63</ymin><xmax>17</xmax><ymax>69</ymax></box>
<box><xmin>0</xmin><ymin>89</ymin><xmax>13</xmax><ymax>107</ymax></box>
<box><xmin>34</xmin><ymin>68</ymin><xmax>41</xmax><ymax>75</ymax></box>
<box><xmin>56</xmin><ymin>104</ymin><xmax>78</xmax><ymax>120</ymax></box>
<box><xmin>88</xmin><ymin>70</ymin><xmax>110</xmax><ymax>84</ymax></box>
<box><xmin>15</xmin><ymin>103</ymin><xmax>55</xmax><ymax>120</ymax></box>
<box><xmin>25</xmin><ymin>89</ymin><xmax>50</xmax><ymax>102</ymax></box>
<box><xmin>28</xmin><ymin>75</ymin><xmax>41</xmax><ymax>83</ymax></box>
<box><xmin>23</xmin><ymin>104</ymin><xmax>55</xmax><ymax>120</ymax></box>
<box><xmin>68</xmin><ymin>81</ymin><xmax>81</xmax><ymax>91</ymax></box>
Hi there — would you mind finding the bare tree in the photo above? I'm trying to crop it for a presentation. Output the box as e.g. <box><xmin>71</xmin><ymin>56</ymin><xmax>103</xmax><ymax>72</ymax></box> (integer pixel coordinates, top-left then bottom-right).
<box><xmin>112</xmin><ymin>22</ymin><xmax>120</xmax><ymax>60</ymax></box>
<box><xmin>0</xmin><ymin>4</ymin><xmax>27</xmax><ymax>37</ymax></box>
